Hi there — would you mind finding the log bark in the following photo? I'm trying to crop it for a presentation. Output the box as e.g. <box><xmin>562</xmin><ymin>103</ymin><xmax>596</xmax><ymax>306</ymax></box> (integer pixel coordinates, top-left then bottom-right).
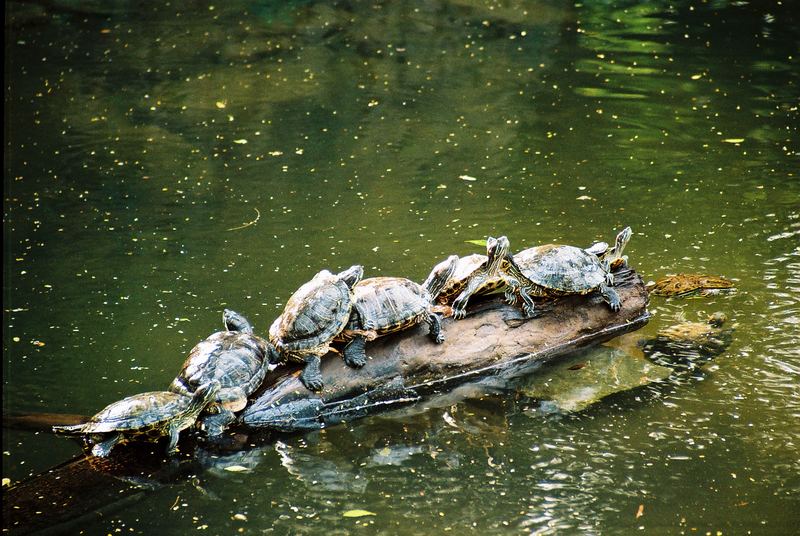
<box><xmin>3</xmin><ymin>268</ymin><xmax>648</xmax><ymax>535</ymax></box>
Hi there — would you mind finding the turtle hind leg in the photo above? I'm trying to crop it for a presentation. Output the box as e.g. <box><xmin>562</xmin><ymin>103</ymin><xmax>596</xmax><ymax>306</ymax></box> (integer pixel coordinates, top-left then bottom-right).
<box><xmin>91</xmin><ymin>433</ymin><xmax>122</xmax><ymax>457</ymax></box>
<box><xmin>343</xmin><ymin>336</ymin><xmax>368</xmax><ymax>368</ymax></box>
<box><xmin>300</xmin><ymin>354</ymin><xmax>324</xmax><ymax>392</ymax></box>
<box><xmin>426</xmin><ymin>313</ymin><xmax>445</xmax><ymax>344</ymax></box>
<box><xmin>599</xmin><ymin>284</ymin><xmax>621</xmax><ymax>312</ymax></box>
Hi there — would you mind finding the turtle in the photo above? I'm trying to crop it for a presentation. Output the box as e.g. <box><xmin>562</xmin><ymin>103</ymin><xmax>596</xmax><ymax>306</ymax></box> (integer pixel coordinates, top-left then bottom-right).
<box><xmin>646</xmin><ymin>274</ymin><xmax>735</xmax><ymax>298</ymax></box>
<box><xmin>499</xmin><ymin>227</ymin><xmax>633</xmax><ymax>317</ymax></box>
<box><xmin>53</xmin><ymin>381</ymin><xmax>220</xmax><ymax>457</ymax></box>
<box><xmin>168</xmin><ymin>309</ymin><xmax>276</xmax><ymax>436</ymax></box>
<box><xmin>268</xmin><ymin>265</ymin><xmax>364</xmax><ymax>391</ymax></box>
<box><xmin>640</xmin><ymin>312</ymin><xmax>734</xmax><ymax>368</ymax></box>
<box><xmin>434</xmin><ymin>236</ymin><xmax>511</xmax><ymax>319</ymax></box>
<box><xmin>338</xmin><ymin>255</ymin><xmax>459</xmax><ymax>366</ymax></box>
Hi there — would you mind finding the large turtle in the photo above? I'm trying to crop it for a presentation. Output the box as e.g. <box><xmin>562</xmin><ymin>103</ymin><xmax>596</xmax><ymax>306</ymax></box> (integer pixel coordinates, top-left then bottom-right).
<box><xmin>269</xmin><ymin>265</ymin><xmax>364</xmax><ymax>391</ymax></box>
<box><xmin>338</xmin><ymin>255</ymin><xmax>459</xmax><ymax>366</ymax></box>
<box><xmin>434</xmin><ymin>236</ymin><xmax>511</xmax><ymax>319</ymax></box>
<box><xmin>500</xmin><ymin>227</ymin><xmax>633</xmax><ymax>317</ymax></box>
<box><xmin>169</xmin><ymin>309</ymin><xmax>275</xmax><ymax>436</ymax></box>
<box><xmin>53</xmin><ymin>381</ymin><xmax>220</xmax><ymax>457</ymax></box>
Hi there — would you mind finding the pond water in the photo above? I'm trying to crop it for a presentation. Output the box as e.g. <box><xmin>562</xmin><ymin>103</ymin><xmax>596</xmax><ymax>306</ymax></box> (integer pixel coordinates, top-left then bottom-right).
<box><xmin>3</xmin><ymin>0</ymin><xmax>798</xmax><ymax>534</ymax></box>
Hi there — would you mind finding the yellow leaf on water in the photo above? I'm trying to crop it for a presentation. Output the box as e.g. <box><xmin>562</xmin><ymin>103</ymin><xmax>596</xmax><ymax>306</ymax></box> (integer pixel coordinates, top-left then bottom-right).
<box><xmin>722</xmin><ymin>138</ymin><xmax>745</xmax><ymax>144</ymax></box>
<box><xmin>343</xmin><ymin>509</ymin><xmax>376</xmax><ymax>518</ymax></box>
<box><xmin>459</xmin><ymin>174</ymin><xmax>477</xmax><ymax>181</ymax></box>
<box><xmin>2</xmin><ymin>478</ymin><xmax>11</xmax><ymax>487</ymax></box>
<box><xmin>215</xmin><ymin>101</ymin><xmax>227</xmax><ymax>109</ymax></box>
<box><xmin>223</xmin><ymin>465</ymin><xmax>250</xmax><ymax>473</ymax></box>
<box><xmin>690</xmin><ymin>74</ymin><xmax>703</xmax><ymax>80</ymax></box>
<box><xmin>233</xmin><ymin>139</ymin><xmax>248</xmax><ymax>144</ymax></box>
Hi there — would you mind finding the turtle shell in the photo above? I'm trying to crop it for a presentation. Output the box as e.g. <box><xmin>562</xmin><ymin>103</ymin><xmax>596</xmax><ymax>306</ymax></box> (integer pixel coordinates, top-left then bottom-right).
<box><xmin>78</xmin><ymin>391</ymin><xmax>194</xmax><ymax>434</ymax></box>
<box><xmin>349</xmin><ymin>277</ymin><xmax>430</xmax><ymax>335</ymax></box>
<box><xmin>269</xmin><ymin>270</ymin><xmax>354</xmax><ymax>352</ymax></box>
<box><xmin>514</xmin><ymin>244</ymin><xmax>607</xmax><ymax>294</ymax></box>
<box><xmin>169</xmin><ymin>331</ymin><xmax>268</xmax><ymax>412</ymax></box>
<box><xmin>436</xmin><ymin>254</ymin><xmax>504</xmax><ymax>303</ymax></box>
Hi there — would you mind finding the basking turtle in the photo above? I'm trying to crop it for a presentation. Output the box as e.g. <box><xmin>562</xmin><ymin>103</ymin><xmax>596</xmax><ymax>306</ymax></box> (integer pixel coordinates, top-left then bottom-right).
<box><xmin>646</xmin><ymin>274</ymin><xmax>735</xmax><ymax>298</ymax></box>
<box><xmin>53</xmin><ymin>381</ymin><xmax>220</xmax><ymax>457</ymax></box>
<box><xmin>169</xmin><ymin>309</ymin><xmax>276</xmax><ymax>436</ymax></box>
<box><xmin>269</xmin><ymin>265</ymin><xmax>364</xmax><ymax>391</ymax></box>
<box><xmin>500</xmin><ymin>227</ymin><xmax>633</xmax><ymax>317</ymax></box>
<box><xmin>339</xmin><ymin>255</ymin><xmax>459</xmax><ymax>366</ymax></box>
<box><xmin>434</xmin><ymin>236</ymin><xmax>511</xmax><ymax>319</ymax></box>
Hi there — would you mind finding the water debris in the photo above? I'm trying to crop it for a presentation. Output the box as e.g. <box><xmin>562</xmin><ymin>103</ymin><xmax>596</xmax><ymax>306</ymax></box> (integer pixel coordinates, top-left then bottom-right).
<box><xmin>232</xmin><ymin>513</ymin><xmax>248</xmax><ymax>521</ymax></box>
<box><xmin>459</xmin><ymin>174</ymin><xmax>477</xmax><ymax>181</ymax></box>
<box><xmin>227</xmin><ymin>208</ymin><xmax>261</xmax><ymax>231</ymax></box>
<box><xmin>722</xmin><ymin>138</ymin><xmax>745</xmax><ymax>144</ymax></box>
<box><xmin>635</xmin><ymin>504</ymin><xmax>644</xmax><ymax>519</ymax></box>
<box><xmin>690</xmin><ymin>73</ymin><xmax>703</xmax><ymax>80</ymax></box>
<box><xmin>222</xmin><ymin>465</ymin><xmax>251</xmax><ymax>473</ymax></box>
<box><xmin>215</xmin><ymin>101</ymin><xmax>227</xmax><ymax>109</ymax></box>
<box><xmin>233</xmin><ymin>139</ymin><xmax>248</xmax><ymax>144</ymax></box>
<box><xmin>343</xmin><ymin>509</ymin><xmax>376</xmax><ymax>518</ymax></box>
<box><xmin>576</xmin><ymin>195</ymin><xmax>594</xmax><ymax>201</ymax></box>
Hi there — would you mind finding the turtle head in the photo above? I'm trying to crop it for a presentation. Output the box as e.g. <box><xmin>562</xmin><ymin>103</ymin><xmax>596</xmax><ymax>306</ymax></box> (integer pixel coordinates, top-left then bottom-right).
<box><xmin>423</xmin><ymin>255</ymin><xmax>459</xmax><ymax>298</ymax></box>
<box><xmin>338</xmin><ymin>265</ymin><xmax>364</xmax><ymax>289</ymax></box>
<box><xmin>223</xmin><ymin>309</ymin><xmax>254</xmax><ymax>334</ymax></box>
<box><xmin>486</xmin><ymin>236</ymin><xmax>510</xmax><ymax>273</ymax></box>
<box><xmin>614</xmin><ymin>227</ymin><xmax>632</xmax><ymax>254</ymax></box>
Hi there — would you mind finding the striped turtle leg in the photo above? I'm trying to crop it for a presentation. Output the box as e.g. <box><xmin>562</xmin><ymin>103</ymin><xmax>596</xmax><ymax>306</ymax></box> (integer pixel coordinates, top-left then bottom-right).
<box><xmin>599</xmin><ymin>283</ymin><xmax>622</xmax><ymax>312</ymax></box>
<box><xmin>91</xmin><ymin>433</ymin><xmax>122</xmax><ymax>458</ymax></box>
<box><xmin>426</xmin><ymin>313</ymin><xmax>445</xmax><ymax>344</ymax></box>
<box><xmin>300</xmin><ymin>353</ymin><xmax>324</xmax><ymax>392</ymax></box>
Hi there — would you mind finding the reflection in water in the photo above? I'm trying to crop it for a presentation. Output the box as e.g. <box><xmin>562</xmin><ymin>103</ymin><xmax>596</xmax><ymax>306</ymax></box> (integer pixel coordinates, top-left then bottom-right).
<box><xmin>4</xmin><ymin>0</ymin><xmax>800</xmax><ymax>534</ymax></box>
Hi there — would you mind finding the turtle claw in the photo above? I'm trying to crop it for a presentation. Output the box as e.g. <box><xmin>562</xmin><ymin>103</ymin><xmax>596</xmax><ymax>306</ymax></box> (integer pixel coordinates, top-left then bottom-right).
<box><xmin>300</xmin><ymin>355</ymin><xmax>324</xmax><ymax>392</ymax></box>
<box><xmin>301</xmin><ymin>375</ymin><xmax>324</xmax><ymax>392</ymax></box>
<box><xmin>452</xmin><ymin>307</ymin><xmax>467</xmax><ymax>320</ymax></box>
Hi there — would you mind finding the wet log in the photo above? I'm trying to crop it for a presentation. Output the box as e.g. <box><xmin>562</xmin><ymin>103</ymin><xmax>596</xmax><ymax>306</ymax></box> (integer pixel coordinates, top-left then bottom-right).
<box><xmin>3</xmin><ymin>268</ymin><xmax>648</xmax><ymax>535</ymax></box>
<box><xmin>240</xmin><ymin>267</ymin><xmax>650</xmax><ymax>431</ymax></box>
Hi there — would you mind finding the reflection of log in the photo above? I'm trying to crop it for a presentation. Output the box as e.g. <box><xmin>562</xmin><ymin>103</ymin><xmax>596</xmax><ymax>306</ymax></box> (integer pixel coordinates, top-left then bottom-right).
<box><xmin>241</xmin><ymin>268</ymin><xmax>650</xmax><ymax>431</ymax></box>
<box><xmin>3</xmin><ymin>268</ymin><xmax>648</xmax><ymax>535</ymax></box>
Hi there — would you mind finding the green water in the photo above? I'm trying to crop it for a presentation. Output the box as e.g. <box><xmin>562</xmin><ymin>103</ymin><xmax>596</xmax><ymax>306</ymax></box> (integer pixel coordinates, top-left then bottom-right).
<box><xmin>4</xmin><ymin>0</ymin><xmax>798</xmax><ymax>533</ymax></box>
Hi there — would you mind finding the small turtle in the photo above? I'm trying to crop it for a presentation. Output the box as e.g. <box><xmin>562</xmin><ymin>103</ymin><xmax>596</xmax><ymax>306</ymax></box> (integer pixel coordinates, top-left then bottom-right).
<box><xmin>646</xmin><ymin>274</ymin><xmax>735</xmax><ymax>298</ymax></box>
<box><xmin>53</xmin><ymin>381</ymin><xmax>220</xmax><ymax>457</ymax></box>
<box><xmin>500</xmin><ymin>227</ymin><xmax>633</xmax><ymax>316</ymax></box>
<box><xmin>169</xmin><ymin>309</ymin><xmax>276</xmax><ymax>436</ymax></box>
<box><xmin>268</xmin><ymin>265</ymin><xmax>364</xmax><ymax>391</ymax></box>
<box><xmin>435</xmin><ymin>236</ymin><xmax>511</xmax><ymax>319</ymax></box>
<box><xmin>641</xmin><ymin>312</ymin><xmax>733</xmax><ymax>367</ymax></box>
<box><xmin>339</xmin><ymin>255</ymin><xmax>459</xmax><ymax>366</ymax></box>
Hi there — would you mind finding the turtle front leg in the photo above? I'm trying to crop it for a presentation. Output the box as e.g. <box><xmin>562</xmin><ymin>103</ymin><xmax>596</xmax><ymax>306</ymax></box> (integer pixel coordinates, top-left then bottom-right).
<box><xmin>517</xmin><ymin>287</ymin><xmax>536</xmax><ymax>317</ymax></box>
<box><xmin>165</xmin><ymin>425</ymin><xmax>183</xmax><ymax>455</ymax></box>
<box><xmin>300</xmin><ymin>354</ymin><xmax>324</xmax><ymax>392</ymax></box>
<box><xmin>599</xmin><ymin>284</ymin><xmax>621</xmax><ymax>312</ymax></box>
<box><xmin>426</xmin><ymin>313</ymin><xmax>445</xmax><ymax>344</ymax></box>
<box><xmin>343</xmin><ymin>335</ymin><xmax>368</xmax><ymax>368</ymax></box>
<box><xmin>452</xmin><ymin>272</ymin><xmax>488</xmax><ymax>319</ymax></box>
<box><xmin>91</xmin><ymin>433</ymin><xmax>122</xmax><ymax>458</ymax></box>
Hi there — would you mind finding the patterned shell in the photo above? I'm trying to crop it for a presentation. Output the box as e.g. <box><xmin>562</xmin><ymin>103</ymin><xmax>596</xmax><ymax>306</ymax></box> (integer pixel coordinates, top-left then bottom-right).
<box><xmin>349</xmin><ymin>277</ymin><xmax>430</xmax><ymax>335</ymax></box>
<box><xmin>269</xmin><ymin>270</ymin><xmax>353</xmax><ymax>351</ymax></box>
<box><xmin>436</xmin><ymin>254</ymin><xmax>489</xmax><ymax>302</ymax></box>
<box><xmin>77</xmin><ymin>391</ymin><xmax>194</xmax><ymax>434</ymax></box>
<box><xmin>169</xmin><ymin>331</ymin><xmax>267</xmax><ymax>407</ymax></box>
<box><xmin>514</xmin><ymin>244</ymin><xmax>607</xmax><ymax>293</ymax></box>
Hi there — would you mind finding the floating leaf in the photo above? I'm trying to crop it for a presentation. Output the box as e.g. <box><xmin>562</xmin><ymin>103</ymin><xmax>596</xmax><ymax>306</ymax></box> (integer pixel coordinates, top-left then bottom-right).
<box><xmin>232</xmin><ymin>513</ymin><xmax>248</xmax><ymax>521</ymax></box>
<box><xmin>722</xmin><ymin>138</ymin><xmax>745</xmax><ymax>144</ymax></box>
<box><xmin>690</xmin><ymin>73</ymin><xmax>703</xmax><ymax>80</ymax></box>
<box><xmin>2</xmin><ymin>478</ymin><xmax>11</xmax><ymax>487</ymax></box>
<box><xmin>233</xmin><ymin>139</ymin><xmax>248</xmax><ymax>144</ymax></box>
<box><xmin>343</xmin><ymin>509</ymin><xmax>376</xmax><ymax>518</ymax></box>
<box><xmin>458</xmin><ymin>174</ymin><xmax>477</xmax><ymax>181</ymax></box>
<box><xmin>215</xmin><ymin>101</ymin><xmax>227</xmax><ymax>109</ymax></box>
<box><xmin>464</xmin><ymin>239</ymin><xmax>487</xmax><ymax>247</ymax></box>
<box><xmin>223</xmin><ymin>465</ymin><xmax>250</xmax><ymax>473</ymax></box>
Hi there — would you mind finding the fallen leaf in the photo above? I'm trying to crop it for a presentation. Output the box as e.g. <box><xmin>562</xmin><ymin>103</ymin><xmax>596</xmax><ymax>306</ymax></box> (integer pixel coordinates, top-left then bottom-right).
<box><xmin>459</xmin><ymin>174</ymin><xmax>477</xmax><ymax>181</ymax></box>
<box><xmin>223</xmin><ymin>465</ymin><xmax>250</xmax><ymax>473</ymax></box>
<box><xmin>232</xmin><ymin>513</ymin><xmax>247</xmax><ymax>521</ymax></box>
<box><xmin>722</xmin><ymin>138</ymin><xmax>745</xmax><ymax>144</ymax></box>
<box><xmin>635</xmin><ymin>504</ymin><xmax>644</xmax><ymax>519</ymax></box>
<box><xmin>576</xmin><ymin>195</ymin><xmax>594</xmax><ymax>201</ymax></box>
<box><xmin>343</xmin><ymin>509</ymin><xmax>376</xmax><ymax>518</ymax></box>
<box><xmin>233</xmin><ymin>139</ymin><xmax>248</xmax><ymax>144</ymax></box>
<box><xmin>215</xmin><ymin>101</ymin><xmax>227</xmax><ymax>109</ymax></box>
<box><xmin>2</xmin><ymin>478</ymin><xmax>11</xmax><ymax>487</ymax></box>
<box><xmin>690</xmin><ymin>74</ymin><xmax>703</xmax><ymax>80</ymax></box>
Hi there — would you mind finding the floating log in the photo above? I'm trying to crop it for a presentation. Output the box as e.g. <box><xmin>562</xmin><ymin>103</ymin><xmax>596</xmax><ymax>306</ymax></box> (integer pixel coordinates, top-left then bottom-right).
<box><xmin>3</xmin><ymin>268</ymin><xmax>648</xmax><ymax>535</ymax></box>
